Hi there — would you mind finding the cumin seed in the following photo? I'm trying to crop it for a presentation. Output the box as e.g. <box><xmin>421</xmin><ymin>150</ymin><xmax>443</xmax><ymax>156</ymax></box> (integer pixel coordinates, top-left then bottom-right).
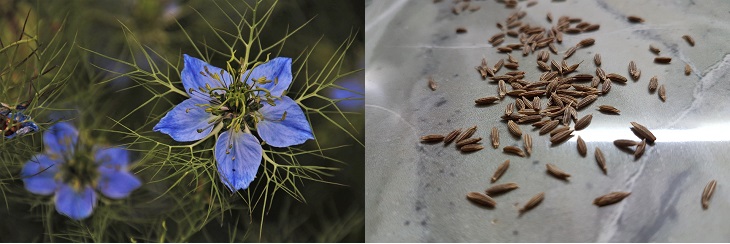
<box><xmin>654</xmin><ymin>56</ymin><xmax>672</xmax><ymax>64</ymax></box>
<box><xmin>634</xmin><ymin>139</ymin><xmax>646</xmax><ymax>159</ymax></box>
<box><xmin>574</xmin><ymin>114</ymin><xmax>593</xmax><ymax>131</ymax></box>
<box><xmin>467</xmin><ymin>192</ymin><xmax>497</xmax><ymax>208</ymax></box>
<box><xmin>595</xmin><ymin>147</ymin><xmax>607</xmax><ymax>175</ymax></box>
<box><xmin>594</xmin><ymin>192</ymin><xmax>631</xmax><ymax>206</ymax></box>
<box><xmin>421</xmin><ymin>134</ymin><xmax>445</xmax><ymax>142</ymax></box>
<box><xmin>428</xmin><ymin>76</ymin><xmax>438</xmax><ymax>91</ymax></box>
<box><xmin>460</xmin><ymin>144</ymin><xmax>485</xmax><ymax>152</ymax></box>
<box><xmin>524</xmin><ymin>134</ymin><xmax>533</xmax><ymax>156</ymax></box>
<box><xmin>598</xmin><ymin>105</ymin><xmax>620</xmax><ymax>114</ymax></box>
<box><xmin>456</xmin><ymin>125</ymin><xmax>478</xmax><ymax>142</ymax></box>
<box><xmin>682</xmin><ymin>34</ymin><xmax>695</xmax><ymax>46</ymax></box>
<box><xmin>503</xmin><ymin>146</ymin><xmax>526</xmax><ymax>157</ymax></box>
<box><xmin>702</xmin><ymin>180</ymin><xmax>717</xmax><ymax>210</ymax></box>
<box><xmin>491</xmin><ymin>159</ymin><xmax>510</xmax><ymax>183</ymax></box>
<box><xmin>456</xmin><ymin>137</ymin><xmax>483</xmax><ymax>147</ymax></box>
<box><xmin>594</xmin><ymin>53</ymin><xmax>601</xmax><ymax>66</ymax></box>
<box><xmin>630</xmin><ymin>122</ymin><xmax>656</xmax><ymax>142</ymax></box>
<box><xmin>546</xmin><ymin>163</ymin><xmax>571</xmax><ymax>180</ymax></box>
<box><xmin>485</xmin><ymin>182</ymin><xmax>519</xmax><ymax>195</ymax></box>
<box><xmin>519</xmin><ymin>192</ymin><xmax>544</xmax><ymax>214</ymax></box>
<box><xmin>507</xmin><ymin>120</ymin><xmax>522</xmax><ymax>136</ymax></box>
<box><xmin>577</xmin><ymin>136</ymin><xmax>587</xmax><ymax>157</ymax></box>
<box><xmin>443</xmin><ymin>128</ymin><xmax>462</xmax><ymax>144</ymax></box>
<box><xmin>491</xmin><ymin>127</ymin><xmax>500</xmax><ymax>149</ymax></box>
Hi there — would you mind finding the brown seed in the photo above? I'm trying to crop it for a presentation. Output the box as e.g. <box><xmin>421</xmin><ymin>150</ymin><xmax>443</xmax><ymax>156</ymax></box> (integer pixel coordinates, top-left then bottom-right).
<box><xmin>537</xmin><ymin>61</ymin><xmax>552</xmax><ymax>71</ymax></box>
<box><xmin>421</xmin><ymin>134</ymin><xmax>445</xmax><ymax>142</ymax></box>
<box><xmin>595</xmin><ymin>147</ymin><xmax>607</xmax><ymax>175</ymax></box>
<box><xmin>550</xmin><ymin>125</ymin><xmax>570</xmax><ymax>137</ymax></box>
<box><xmin>577</xmin><ymin>38</ymin><xmax>595</xmax><ymax>47</ymax></box>
<box><xmin>594</xmin><ymin>192</ymin><xmax>631</xmax><ymax>206</ymax></box>
<box><xmin>491</xmin><ymin>127</ymin><xmax>500</xmax><ymax>149</ymax></box>
<box><xmin>649</xmin><ymin>76</ymin><xmax>658</xmax><ymax>92</ymax></box>
<box><xmin>507</xmin><ymin>30</ymin><xmax>519</xmax><ymax>37</ymax></box>
<box><xmin>460</xmin><ymin>144</ymin><xmax>485</xmax><ymax>152</ymax></box>
<box><xmin>649</xmin><ymin>44</ymin><xmax>661</xmax><ymax>54</ymax></box>
<box><xmin>485</xmin><ymin>182</ymin><xmax>519</xmax><ymax>195</ymax></box>
<box><xmin>654</xmin><ymin>56</ymin><xmax>672</xmax><ymax>64</ymax></box>
<box><xmin>489</xmin><ymin>33</ymin><xmax>506</xmax><ymax>43</ymax></box>
<box><xmin>466</xmin><ymin>192</ymin><xmax>496</xmax><ymax>208</ymax></box>
<box><xmin>443</xmin><ymin>128</ymin><xmax>462</xmax><ymax>144</ymax></box>
<box><xmin>550</xmin><ymin>129</ymin><xmax>574</xmax><ymax>144</ymax></box>
<box><xmin>634</xmin><ymin>139</ymin><xmax>646</xmax><ymax>159</ymax></box>
<box><xmin>546</xmin><ymin>12</ymin><xmax>553</xmax><ymax>22</ymax></box>
<box><xmin>682</xmin><ymin>34</ymin><xmax>695</xmax><ymax>46</ymax></box>
<box><xmin>601</xmin><ymin>79</ymin><xmax>612</xmax><ymax>95</ymax></box>
<box><xmin>518</xmin><ymin>114</ymin><xmax>542</xmax><ymax>123</ymax></box>
<box><xmin>596</xmin><ymin>67</ymin><xmax>607</xmax><ymax>81</ymax></box>
<box><xmin>565</xmin><ymin>28</ymin><xmax>582</xmax><ymax>34</ymax></box>
<box><xmin>475</xmin><ymin>96</ymin><xmax>501</xmax><ymax>105</ymax></box>
<box><xmin>456</xmin><ymin>27</ymin><xmax>468</xmax><ymax>34</ymax></box>
<box><xmin>539</xmin><ymin>120</ymin><xmax>559</xmax><ymax>135</ymax></box>
<box><xmin>491</xmin><ymin>159</ymin><xmax>510</xmax><ymax>183</ymax></box>
<box><xmin>507</xmin><ymin>54</ymin><xmax>518</xmax><ymax>64</ymax></box>
<box><xmin>546</xmin><ymin>163</ymin><xmax>571</xmax><ymax>180</ymax></box>
<box><xmin>527</xmin><ymin>0</ymin><xmax>537</xmax><ymax>7</ymax></box>
<box><xmin>503</xmin><ymin>146</ymin><xmax>526</xmax><ymax>157</ymax></box>
<box><xmin>507</xmin><ymin>120</ymin><xmax>522</xmax><ymax>137</ymax></box>
<box><xmin>607</xmin><ymin>73</ymin><xmax>627</xmax><ymax>83</ymax></box>
<box><xmin>494</xmin><ymin>59</ymin><xmax>504</xmax><ymax>73</ymax></box>
<box><xmin>456</xmin><ymin>137</ymin><xmax>482</xmax><ymax>147</ymax></box>
<box><xmin>523</xmin><ymin>134</ymin><xmax>533</xmax><ymax>156</ymax></box>
<box><xmin>630</xmin><ymin>122</ymin><xmax>656</xmax><ymax>142</ymax></box>
<box><xmin>702</xmin><ymin>180</ymin><xmax>717</xmax><ymax>210</ymax></box>
<box><xmin>613</xmin><ymin>139</ymin><xmax>639</xmax><ymax>148</ymax></box>
<box><xmin>519</xmin><ymin>192</ymin><xmax>544</xmax><ymax>214</ymax></box>
<box><xmin>504</xmin><ymin>62</ymin><xmax>520</xmax><ymax>70</ymax></box>
<box><xmin>685</xmin><ymin>63</ymin><xmax>692</xmax><ymax>76</ymax></box>
<box><xmin>598</xmin><ymin>105</ymin><xmax>620</xmax><ymax>114</ymax></box>
<box><xmin>594</xmin><ymin>53</ymin><xmax>601</xmax><ymax>66</ymax></box>
<box><xmin>658</xmin><ymin>84</ymin><xmax>667</xmax><ymax>101</ymax></box>
<box><xmin>505</xmin><ymin>103</ymin><xmax>514</xmax><ymax>116</ymax></box>
<box><xmin>456</xmin><ymin>125</ymin><xmax>478</xmax><ymax>142</ymax></box>
<box><xmin>576</xmin><ymin>95</ymin><xmax>598</xmax><ymax>110</ymax></box>
<box><xmin>498</xmin><ymin>46</ymin><xmax>513</xmax><ymax>53</ymax></box>
<box><xmin>532</xmin><ymin>97</ymin><xmax>541</xmax><ymax>111</ymax></box>
<box><xmin>564</xmin><ymin>46</ymin><xmax>577</xmax><ymax>59</ymax></box>
<box><xmin>574</xmin><ymin>114</ymin><xmax>593</xmax><ymax>131</ymax></box>
<box><xmin>584</xmin><ymin>24</ymin><xmax>600</xmax><ymax>32</ymax></box>
<box><xmin>428</xmin><ymin>76</ymin><xmax>438</xmax><ymax>91</ymax></box>
<box><xmin>577</xmin><ymin>136</ymin><xmax>587</xmax><ymax>157</ymax></box>
<box><xmin>627</xmin><ymin>15</ymin><xmax>644</xmax><ymax>23</ymax></box>
<box><xmin>498</xmin><ymin>80</ymin><xmax>507</xmax><ymax>98</ymax></box>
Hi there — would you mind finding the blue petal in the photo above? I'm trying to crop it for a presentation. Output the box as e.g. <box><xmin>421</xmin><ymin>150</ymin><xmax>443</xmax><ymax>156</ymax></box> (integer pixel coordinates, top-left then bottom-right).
<box><xmin>43</xmin><ymin>122</ymin><xmax>78</xmax><ymax>156</ymax></box>
<box><xmin>256</xmin><ymin>96</ymin><xmax>313</xmax><ymax>147</ymax></box>
<box><xmin>55</xmin><ymin>184</ymin><xmax>97</xmax><ymax>220</ymax></box>
<box><xmin>95</xmin><ymin>147</ymin><xmax>130</xmax><ymax>168</ymax></box>
<box><xmin>153</xmin><ymin>98</ymin><xmax>218</xmax><ymax>142</ymax></box>
<box><xmin>182</xmin><ymin>54</ymin><xmax>232</xmax><ymax>95</ymax></box>
<box><xmin>20</xmin><ymin>154</ymin><xmax>60</xmax><ymax>195</ymax></box>
<box><xmin>242</xmin><ymin>57</ymin><xmax>293</xmax><ymax>97</ymax></box>
<box><xmin>215</xmin><ymin>129</ymin><xmax>262</xmax><ymax>191</ymax></box>
<box><xmin>97</xmin><ymin>169</ymin><xmax>141</xmax><ymax>199</ymax></box>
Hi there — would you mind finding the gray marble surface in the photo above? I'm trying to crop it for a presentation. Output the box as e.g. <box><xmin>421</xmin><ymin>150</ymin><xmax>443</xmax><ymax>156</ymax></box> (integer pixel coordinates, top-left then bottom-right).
<box><xmin>365</xmin><ymin>0</ymin><xmax>730</xmax><ymax>242</ymax></box>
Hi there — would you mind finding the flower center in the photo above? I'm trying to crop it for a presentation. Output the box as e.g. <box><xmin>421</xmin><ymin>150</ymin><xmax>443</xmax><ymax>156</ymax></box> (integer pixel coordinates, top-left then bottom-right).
<box><xmin>57</xmin><ymin>144</ymin><xmax>99</xmax><ymax>189</ymax></box>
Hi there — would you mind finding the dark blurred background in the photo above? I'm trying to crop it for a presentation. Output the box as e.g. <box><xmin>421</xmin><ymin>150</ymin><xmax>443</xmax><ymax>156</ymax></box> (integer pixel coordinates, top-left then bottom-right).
<box><xmin>0</xmin><ymin>0</ymin><xmax>363</xmax><ymax>242</ymax></box>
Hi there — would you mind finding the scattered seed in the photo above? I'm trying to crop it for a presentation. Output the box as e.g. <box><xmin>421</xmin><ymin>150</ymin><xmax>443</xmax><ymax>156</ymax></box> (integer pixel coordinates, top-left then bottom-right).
<box><xmin>546</xmin><ymin>163</ymin><xmax>571</xmax><ymax>180</ymax></box>
<box><xmin>491</xmin><ymin>159</ymin><xmax>510</xmax><ymax>183</ymax></box>
<box><xmin>498</xmin><ymin>46</ymin><xmax>513</xmax><ymax>53</ymax></box>
<box><xmin>682</xmin><ymin>34</ymin><xmax>695</xmax><ymax>46</ymax></box>
<box><xmin>659</xmin><ymin>85</ymin><xmax>667</xmax><ymax>102</ymax></box>
<box><xmin>564</xmin><ymin>46</ymin><xmax>577</xmax><ymax>59</ymax></box>
<box><xmin>576</xmin><ymin>95</ymin><xmax>598</xmax><ymax>110</ymax></box>
<box><xmin>634</xmin><ymin>139</ymin><xmax>646</xmax><ymax>159</ymax></box>
<box><xmin>421</xmin><ymin>134</ymin><xmax>445</xmax><ymax>142</ymax></box>
<box><xmin>527</xmin><ymin>0</ymin><xmax>537</xmax><ymax>7</ymax></box>
<box><xmin>594</xmin><ymin>192</ymin><xmax>631</xmax><ymax>206</ymax></box>
<box><xmin>498</xmin><ymin>80</ymin><xmax>507</xmax><ymax>98</ymax></box>
<box><xmin>630</xmin><ymin>122</ymin><xmax>656</xmax><ymax>142</ymax></box>
<box><xmin>577</xmin><ymin>136</ymin><xmax>587</xmax><ymax>157</ymax></box>
<box><xmin>607</xmin><ymin>73</ymin><xmax>627</xmax><ymax>83</ymax></box>
<box><xmin>702</xmin><ymin>180</ymin><xmax>717</xmax><ymax>210</ymax></box>
<box><xmin>507</xmin><ymin>120</ymin><xmax>522</xmax><ymax>137</ymax></box>
<box><xmin>613</xmin><ymin>139</ymin><xmax>639</xmax><ymax>148</ymax></box>
<box><xmin>456</xmin><ymin>125</ymin><xmax>478</xmax><ymax>142</ymax></box>
<box><xmin>504</xmin><ymin>62</ymin><xmax>520</xmax><ymax>70</ymax></box>
<box><xmin>475</xmin><ymin>96</ymin><xmax>501</xmax><ymax>105</ymax></box>
<box><xmin>627</xmin><ymin>15</ymin><xmax>644</xmax><ymax>23</ymax></box>
<box><xmin>550</xmin><ymin>126</ymin><xmax>570</xmax><ymax>137</ymax></box>
<box><xmin>485</xmin><ymin>182</ymin><xmax>519</xmax><ymax>195</ymax></box>
<box><xmin>519</xmin><ymin>192</ymin><xmax>544</xmax><ymax>214</ymax></box>
<box><xmin>649</xmin><ymin>45</ymin><xmax>660</xmax><ymax>54</ymax></box>
<box><xmin>595</xmin><ymin>147</ymin><xmax>607</xmax><ymax>175</ymax></box>
<box><xmin>550</xmin><ymin>129</ymin><xmax>573</xmax><ymax>144</ymax></box>
<box><xmin>654</xmin><ymin>56</ymin><xmax>672</xmax><ymax>64</ymax></box>
<box><xmin>491</xmin><ymin>127</ymin><xmax>500</xmax><ymax>149</ymax></box>
<box><xmin>456</xmin><ymin>137</ymin><xmax>483</xmax><ymax>147</ymax></box>
<box><xmin>594</xmin><ymin>53</ymin><xmax>601</xmax><ymax>66</ymax></box>
<box><xmin>547</xmin><ymin>12</ymin><xmax>552</xmax><ymax>22</ymax></box>
<box><xmin>489</xmin><ymin>33</ymin><xmax>506</xmax><ymax>43</ymax></box>
<box><xmin>428</xmin><ymin>76</ymin><xmax>438</xmax><ymax>91</ymax></box>
<box><xmin>539</xmin><ymin>120</ymin><xmax>559</xmax><ymax>135</ymax></box>
<box><xmin>574</xmin><ymin>114</ymin><xmax>593</xmax><ymax>131</ymax></box>
<box><xmin>649</xmin><ymin>76</ymin><xmax>658</xmax><ymax>92</ymax></box>
<box><xmin>584</xmin><ymin>24</ymin><xmax>600</xmax><ymax>32</ymax></box>
<box><xmin>524</xmin><ymin>134</ymin><xmax>533</xmax><ymax>156</ymax></box>
<box><xmin>598</xmin><ymin>105</ymin><xmax>620</xmax><ymax>114</ymax></box>
<box><xmin>685</xmin><ymin>63</ymin><xmax>692</xmax><ymax>76</ymax></box>
<box><xmin>460</xmin><ymin>144</ymin><xmax>485</xmax><ymax>152</ymax></box>
<box><xmin>443</xmin><ymin>128</ymin><xmax>462</xmax><ymax>144</ymax></box>
<box><xmin>503</xmin><ymin>146</ymin><xmax>526</xmax><ymax>157</ymax></box>
<box><xmin>505</xmin><ymin>103</ymin><xmax>514</xmax><ymax>116</ymax></box>
<box><xmin>578</xmin><ymin>38</ymin><xmax>595</xmax><ymax>47</ymax></box>
<box><xmin>467</xmin><ymin>192</ymin><xmax>497</xmax><ymax>208</ymax></box>
<box><xmin>456</xmin><ymin>27</ymin><xmax>468</xmax><ymax>34</ymax></box>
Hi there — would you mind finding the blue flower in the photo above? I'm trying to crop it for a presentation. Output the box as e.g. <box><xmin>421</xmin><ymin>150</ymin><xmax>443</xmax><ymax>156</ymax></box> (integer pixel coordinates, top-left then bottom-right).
<box><xmin>20</xmin><ymin>122</ymin><xmax>142</xmax><ymax>220</ymax></box>
<box><xmin>153</xmin><ymin>55</ymin><xmax>314</xmax><ymax>191</ymax></box>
